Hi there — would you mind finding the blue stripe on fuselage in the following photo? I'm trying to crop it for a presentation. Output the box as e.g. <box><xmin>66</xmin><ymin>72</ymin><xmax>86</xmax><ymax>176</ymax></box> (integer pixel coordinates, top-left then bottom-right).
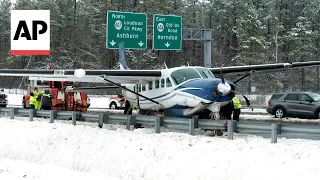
<box><xmin>140</xmin><ymin>78</ymin><xmax>234</xmax><ymax>102</ymax></box>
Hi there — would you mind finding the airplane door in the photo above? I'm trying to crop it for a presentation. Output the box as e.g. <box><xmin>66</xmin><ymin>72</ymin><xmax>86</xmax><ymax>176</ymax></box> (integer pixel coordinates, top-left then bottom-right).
<box><xmin>125</xmin><ymin>84</ymin><xmax>138</xmax><ymax>106</ymax></box>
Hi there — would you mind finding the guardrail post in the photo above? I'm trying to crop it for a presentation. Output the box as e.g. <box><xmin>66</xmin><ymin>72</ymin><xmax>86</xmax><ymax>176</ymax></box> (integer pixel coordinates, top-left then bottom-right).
<box><xmin>227</xmin><ymin>120</ymin><xmax>234</xmax><ymax>140</ymax></box>
<box><xmin>98</xmin><ymin>114</ymin><xmax>103</xmax><ymax>128</ymax></box>
<box><xmin>29</xmin><ymin>109</ymin><xmax>34</xmax><ymax>121</ymax></box>
<box><xmin>155</xmin><ymin>116</ymin><xmax>161</xmax><ymax>133</ymax></box>
<box><xmin>49</xmin><ymin>110</ymin><xmax>57</xmax><ymax>123</ymax></box>
<box><xmin>189</xmin><ymin>118</ymin><xmax>195</xmax><ymax>135</ymax></box>
<box><xmin>72</xmin><ymin>112</ymin><xmax>76</xmax><ymax>125</ymax></box>
<box><xmin>271</xmin><ymin>123</ymin><xmax>278</xmax><ymax>143</ymax></box>
<box><xmin>10</xmin><ymin>108</ymin><xmax>15</xmax><ymax>119</ymax></box>
<box><xmin>193</xmin><ymin>115</ymin><xmax>199</xmax><ymax>128</ymax></box>
<box><xmin>126</xmin><ymin>115</ymin><xmax>132</xmax><ymax>130</ymax></box>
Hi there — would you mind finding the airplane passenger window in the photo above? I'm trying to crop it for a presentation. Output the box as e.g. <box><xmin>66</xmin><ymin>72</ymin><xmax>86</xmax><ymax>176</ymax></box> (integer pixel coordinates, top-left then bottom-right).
<box><xmin>171</xmin><ymin>68</ymin><xmax>201</xmax><ymax>84</ymax></box>
<box><xmin>148</xmin><ymin>81</ymin><xmax>153</xmax><ymax>90</ymax></box>
<box><xmin>166</xmin><ymin>78</ymin><xmax>172</xmax><ymax>87</ymax></box>
<box><xmin>161</xmin><ymin>79</ymin><xmax>165</xmax><ymax>88</ymax></box>
<box><xmin>155</xmin><ymin>80</ymin><xmax>159</xmax><ymax>89</ymax></box>
<box><xmin>142</xmin><ymin>84</ymin><xmax>146</xmax><ymax>91</ymax></box>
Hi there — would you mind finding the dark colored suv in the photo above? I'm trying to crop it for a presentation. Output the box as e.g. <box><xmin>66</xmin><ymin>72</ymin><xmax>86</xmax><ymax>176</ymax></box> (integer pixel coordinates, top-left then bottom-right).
<box><xmin>267</xmin><ymin>92</ymin><xmax>320</xmax><ymax>118</ymax></box>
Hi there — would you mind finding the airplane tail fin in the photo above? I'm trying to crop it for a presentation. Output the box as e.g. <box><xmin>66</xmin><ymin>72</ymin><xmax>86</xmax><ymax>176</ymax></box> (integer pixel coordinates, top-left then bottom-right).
<box><xmin>119</xmin><ymin>42</ymin><xmax>127</xmax><ymax>70</ymax></box>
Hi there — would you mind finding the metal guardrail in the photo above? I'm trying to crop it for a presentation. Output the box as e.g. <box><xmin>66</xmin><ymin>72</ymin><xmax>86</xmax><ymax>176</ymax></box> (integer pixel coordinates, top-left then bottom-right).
<box><xmin>1</xmin><ymin>107</ymin><xmax>320</xmax><ymax>143</ymax></box>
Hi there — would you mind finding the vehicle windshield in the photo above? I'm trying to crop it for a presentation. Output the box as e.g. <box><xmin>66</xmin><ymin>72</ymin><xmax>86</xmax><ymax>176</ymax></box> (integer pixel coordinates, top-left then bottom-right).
<box><xmin>196</xmin><ymin>68</ymin><xmax>215</xmax><ymax>78</ymax></box>
<box><xmin>171</xmin><ymin>68</ymin><xmax>201</xmax><ymax>85</ymax></box>
<box><xmin>308</xmin><ymin>93</ymin><xmax>320</xmax><ymax>101</ymax></box>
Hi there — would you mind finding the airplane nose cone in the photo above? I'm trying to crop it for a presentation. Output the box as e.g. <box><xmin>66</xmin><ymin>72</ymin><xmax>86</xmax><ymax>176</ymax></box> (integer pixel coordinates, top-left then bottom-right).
<box><xmin>217</xmin><ymin>82</ymin><xmax>231</xmax><ymax>96</ymax></box>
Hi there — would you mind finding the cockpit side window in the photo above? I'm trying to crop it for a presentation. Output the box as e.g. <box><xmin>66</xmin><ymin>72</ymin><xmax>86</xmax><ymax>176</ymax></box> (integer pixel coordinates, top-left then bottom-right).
<box><xmin>166</xmin><ymin>77</ymin><xmax>172</xmax><ymax>87</ymax></box>
<box><xmin>196</xmin><ymin>68</ymin><xmax>215</xmax><ymax>78</ymax></box>
<box><xmin>148</xmin><ymin>81</ymin><xmax>153</xmax><ymax>90</ymax></box>
<box><xmin>171</xmin><ymin>68</ymin><xmax>201</xmax><ymax>84</ymax></box>
<box><xmin>142</xmin><ymin>84</ymin><xmax>146</xmax><ymax>91</ymax></box>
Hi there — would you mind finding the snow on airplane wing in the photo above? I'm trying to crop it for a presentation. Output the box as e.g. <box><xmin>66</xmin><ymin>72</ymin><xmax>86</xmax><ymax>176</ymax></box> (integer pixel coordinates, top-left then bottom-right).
<box><xmin>210</xmin><ymin>61</ymin><xmax>320</xmax><ymax>74</ymax></box>
<box><xmin>0</xmin><ymin>69</ymin><xmax>162</xmax><ymax>84</ymax></box>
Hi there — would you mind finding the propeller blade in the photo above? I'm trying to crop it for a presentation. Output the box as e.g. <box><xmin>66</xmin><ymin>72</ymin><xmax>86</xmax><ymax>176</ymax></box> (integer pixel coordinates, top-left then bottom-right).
<box><xmin>220</xmin><ymin>67</ymin><xmax>225</xmax><ymax>84</ymax></box>
<box><xmin>242</xmin><ymin>95</ymin><xmax>251</xmax><ymax>107</ymax></box>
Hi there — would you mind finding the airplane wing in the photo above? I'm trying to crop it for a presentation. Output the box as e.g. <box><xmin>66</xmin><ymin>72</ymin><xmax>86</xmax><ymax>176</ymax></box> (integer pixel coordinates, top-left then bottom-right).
<box><xmin>0</xmin><ymin>69</ymin><xmax>162</xmax><ymax>84</ymax></box>
<box><xmin>210</xmin><ymin>61</ymin><xmax>320</xmax><ymax>74</ymax></box>
<box><xmin>65</xmin><ymin>85</ymin><xmax>122</xmax><ymax>92</ymax></box>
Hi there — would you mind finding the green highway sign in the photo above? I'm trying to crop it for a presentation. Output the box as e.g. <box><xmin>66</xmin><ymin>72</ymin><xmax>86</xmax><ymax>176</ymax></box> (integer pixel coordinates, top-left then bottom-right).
<box><xmin>153</xmin><ymin>14</ymin><xmax>182</xmax><ymax>50</ymax></box>
<box><xmin>107</xmin><ymin>11</ymin><xmax>147</xmax><ymax>49</ymax></box>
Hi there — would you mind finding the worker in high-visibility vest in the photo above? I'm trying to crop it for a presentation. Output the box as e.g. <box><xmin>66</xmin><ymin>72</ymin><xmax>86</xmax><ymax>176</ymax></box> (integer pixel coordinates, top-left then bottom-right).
<box><xmin>124</xmin><ymin>99</ymin><xmax>134</xmax><ymax>115</ymax></box>
<box><xmin>29</xmin><ymin>92</ymin><xmax>36</xmax><ymax>109</ymax></box>
<box><xmin>232</xmin><ymin>96</ymin><xmax>242</xmax><ymax>121</ymax></box>
<box><xmin>41</xmin><ymin>90</ymin><xmax>53</xmax><ymax>110</ymax></box>
<box><xmin>32</xmin><ymin>87</ymin><xmax>42</xmax><ymax>110</ymax></box>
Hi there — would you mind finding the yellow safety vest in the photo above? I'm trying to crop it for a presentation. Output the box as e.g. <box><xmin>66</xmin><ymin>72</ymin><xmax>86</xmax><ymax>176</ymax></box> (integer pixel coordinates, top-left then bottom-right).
<box><xmin>130</xmin><ymin>103</ymin><xmax>135</xmax><ymax>110</ymax></box>
<box><xmin>232</xmin><ymin>97</ymin><xmax>242</xmax><ymax>109</ymax></box>
<box><xmin>32</xmin><ymin>90</ymin><xmax>42</xmax><ymax>101</ymax></box>
<box><xmin>29</xmin><ymin>96</ymin><xmax>36</xmax><ymax>105</ymax></box>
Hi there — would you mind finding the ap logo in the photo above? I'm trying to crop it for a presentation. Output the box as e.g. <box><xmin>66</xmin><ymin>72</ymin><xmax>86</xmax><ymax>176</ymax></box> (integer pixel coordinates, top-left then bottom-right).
<box><xmin>11</xmin><ymin>10</ymin><xmax>50</xmax><ymax>55</ymax></box>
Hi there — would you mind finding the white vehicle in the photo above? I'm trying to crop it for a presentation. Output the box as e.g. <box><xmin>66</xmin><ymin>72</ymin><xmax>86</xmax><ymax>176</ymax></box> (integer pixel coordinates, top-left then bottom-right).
<box><xmin>108</xmin><ymin>95</ymin><xmax>125</xmax><ymax>109</ymax></box>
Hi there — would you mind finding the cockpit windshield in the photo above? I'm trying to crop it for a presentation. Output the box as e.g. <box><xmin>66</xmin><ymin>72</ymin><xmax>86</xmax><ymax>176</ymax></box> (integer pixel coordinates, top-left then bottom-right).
<box><xmin>196</xmin><ymin>68</ymin><xmax>215</xmax><ymax>78</ymax></box>
<box><xmin>171</xmin><ymin>68</ymin><xmax>201</xmax><ymax>85</ymax></box>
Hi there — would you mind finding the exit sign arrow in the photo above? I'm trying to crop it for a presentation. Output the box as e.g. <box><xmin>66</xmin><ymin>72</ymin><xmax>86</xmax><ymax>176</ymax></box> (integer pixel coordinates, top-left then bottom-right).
<box><xmin>138</xmin><ymin>41</ymin><xmax>144</xmax><ymax>47</ymax></box>
<box><xmin>164</xmin><ymin>42</ymin><xmax>170</xmax><ymax>47</ymax></box>
<box><xmin>110</xmin><ymin>40</ymin><xmax>116</xmax><ymax>46</ymax></box>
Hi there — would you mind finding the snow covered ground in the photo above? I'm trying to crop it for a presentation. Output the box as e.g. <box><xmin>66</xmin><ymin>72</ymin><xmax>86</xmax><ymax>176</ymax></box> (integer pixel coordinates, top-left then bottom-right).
<box><xmin>2</xmin><ymin>94</ymin><xmax>320</xmax><ymax>179</ymax></box>
<box><xmin>1</xmin><ymin>117</ymin><xmax>320</xmax><ymax>180</ymax></box>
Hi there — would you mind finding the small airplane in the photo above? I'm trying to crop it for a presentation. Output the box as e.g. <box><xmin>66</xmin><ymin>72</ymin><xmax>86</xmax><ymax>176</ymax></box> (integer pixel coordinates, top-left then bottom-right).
<box><xmin>0</xmin><ymin>43</ymin><xmax>320</xmax><ymax>121</ymax></box>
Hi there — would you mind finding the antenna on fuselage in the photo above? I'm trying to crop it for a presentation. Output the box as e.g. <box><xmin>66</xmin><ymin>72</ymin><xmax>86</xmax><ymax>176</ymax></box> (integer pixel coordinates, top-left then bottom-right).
<box><xmin>163</xmin><ymin>61</ymin><xmax>168</xmax><ymax>69</ymax></box>
<box><xmin>220</xmin><ymin>67</ymin><xmax>225</xmax><ymax>84</ymax></box>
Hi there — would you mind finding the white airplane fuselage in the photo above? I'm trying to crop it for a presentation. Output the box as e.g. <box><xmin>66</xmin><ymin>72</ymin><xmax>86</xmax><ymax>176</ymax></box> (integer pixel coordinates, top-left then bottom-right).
<box><xmin>122</xmin><ymin>66</ymin><xmax>234</xmax><ymax>118</ymax></box>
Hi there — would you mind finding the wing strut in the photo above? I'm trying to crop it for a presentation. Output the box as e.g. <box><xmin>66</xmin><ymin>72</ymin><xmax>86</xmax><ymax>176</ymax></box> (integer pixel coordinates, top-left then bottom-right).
<box><xmin>101</xmin><ymin>75</ymin><xmax>160</xmax><ymax>105</ymax></box>
<box><xmin>233</xmin><ymin>71</ymin><xmax>253</xmax><ymax>84</ymax></box>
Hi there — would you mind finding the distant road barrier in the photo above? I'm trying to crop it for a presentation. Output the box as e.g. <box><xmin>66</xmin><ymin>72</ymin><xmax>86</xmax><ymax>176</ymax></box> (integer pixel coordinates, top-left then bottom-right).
<box><xmin>1</xmin><ymin>107</ymin><xmax>319</xmax><ymax>143</ymax></box>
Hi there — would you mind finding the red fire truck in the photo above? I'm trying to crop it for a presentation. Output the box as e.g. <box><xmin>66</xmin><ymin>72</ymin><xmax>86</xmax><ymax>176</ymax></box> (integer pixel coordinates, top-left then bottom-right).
<box><xmin>22</xmin><ymin>79</ymin><xmax>90</xmax><ymax>112</ymax></box>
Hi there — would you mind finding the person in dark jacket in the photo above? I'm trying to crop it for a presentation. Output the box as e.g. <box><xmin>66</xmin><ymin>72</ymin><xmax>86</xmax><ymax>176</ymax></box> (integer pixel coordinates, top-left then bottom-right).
<box><xmin>124</xmin><ymin>99</ymin><xmax>133</xmax><ymax>115</ymax></box>
<box><xmin>41</xmin><ymin>90</ymin><xmax>53</xmax><ymax>110</ymax></box>
<box><xmin>220</xmin><ymin>101</ymin><xmax>233</xmax><ymax>120</ymax></box>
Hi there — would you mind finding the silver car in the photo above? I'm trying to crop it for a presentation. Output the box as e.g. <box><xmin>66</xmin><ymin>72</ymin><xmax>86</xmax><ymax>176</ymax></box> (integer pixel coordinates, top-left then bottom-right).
<box><xmin>266</xmin><ymin>92</ymin><xmax>320</xmax><ymax>118</ymax></box>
